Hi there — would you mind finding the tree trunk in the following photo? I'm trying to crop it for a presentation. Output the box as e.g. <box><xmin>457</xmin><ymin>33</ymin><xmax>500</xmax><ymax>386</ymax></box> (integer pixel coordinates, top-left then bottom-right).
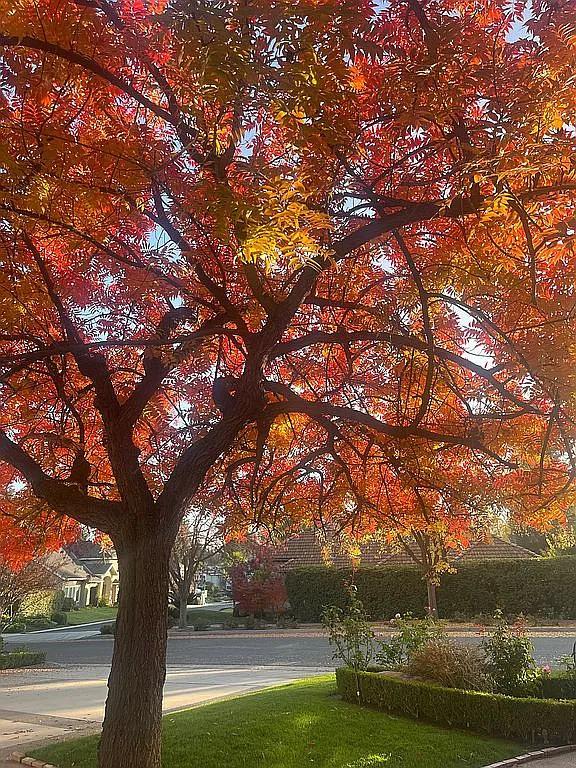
<box><xmin>426</xmin><ymin>579</ymin><xmax>438</xmax><ymax>619</ymax></box>
<box><xmin>178</xmin><ymin>582</ymin><xmax>188</xmax><ymax>629</ymax></box>
<box><xmin>98</xmin><ymin>531</ymin><xmax>172</xmax><ymax>768</ymax></box>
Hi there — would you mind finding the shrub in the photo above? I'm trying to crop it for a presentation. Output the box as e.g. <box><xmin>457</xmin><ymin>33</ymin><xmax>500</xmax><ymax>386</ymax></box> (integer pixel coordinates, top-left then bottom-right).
<box><xmin>376</xmin><ymin>615</ymin><xmax>443</xmax><ymax>668</ymax></box>
<box><xmin>336</xmin><ymin>667</ymin><xmax>576</xmax><ymax>744</ymax></box>
<box><xmin>3</xmin><ymin>621</ymin><xmax>26</xmax><ymax>633</ymax></box>
<box><xmin>285</xmin><ymin>557</ymin><xmax>576</xmax><ymax>621</ymax></box>
<box><xmin>540</xmin><ymin>676</ymin><xmax>576</xmax><ymax>700</ymax></box>
<box><xmin>481</xmin><ymin>611</ymin><xmax>538</xmax><ymax>695</ymax></box>
<box><xmin>276</xmin><ymin>615</ymin><xmax>299</xmax><ymax>629</ymax></box>
<box><xmin>244</xmin><ymin>616</ymin><xmax>267</xmax><ymax>630</ymax></box>
<box><xmin>60</xmin><ymin>596</ymin><xmax>76</xmax><ymax>612</ymax></box>
<box><xmin>322</xmin><ymin>585</ymin><xmax>375</xmax><ymax>670</ymax></box>
<box><xmin>405</xmin><ymin>638</ymin><xmax>492</xmax><ymax>692</ymax></box>
<box><xmin>0</xmin><ymin>650</ymin><xmax>46</xmax><ymax>670</ymax></box>
<box><xmin>223</xmin><ymin>616</ymin><xmax>242</xmax><ymax>629</ymax></box>
<box><xmin>25</xmin><ymin>615</ymin><xmax>57</xmax><ymax>631</ymax></box>
<box><xmin>537</xmin><ymin>652</ymin><xmax>576</xmax><ymax>700</ymax></box>
<box><xmin>192</xmin><ymin>618</ymin><xmax>212</xmax><ymax>631</ymax></box>
<box><xmin>51</xmin><ymin>612</ymin><xmax>68</xmax><ymax>626</ymax></box>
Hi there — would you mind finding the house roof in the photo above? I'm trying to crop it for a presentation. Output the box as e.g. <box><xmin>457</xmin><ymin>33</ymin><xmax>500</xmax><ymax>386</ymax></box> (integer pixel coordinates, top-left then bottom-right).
<box><xmin>66</xmin><ymin>539</ymin><xmax>115</xmax><ymax>560</ymax></box>
<box><xmin>454</xmin><ymin>538</ymin><xmax>536</xmax><ymax>561</ymax></box>
<box><xmin>41</xmin><ymin>550</ymin><xmax>88</xmax><ymax>582</ymax></box>
<box><xmin>272</xmin><ymin>530</ymin><xmax>536</xmax><ymax>570</ymax></box>
<box><xmin>80</xmin><ymin>560</ymin><xmax>116</xmax><ymax>577</ymax></box>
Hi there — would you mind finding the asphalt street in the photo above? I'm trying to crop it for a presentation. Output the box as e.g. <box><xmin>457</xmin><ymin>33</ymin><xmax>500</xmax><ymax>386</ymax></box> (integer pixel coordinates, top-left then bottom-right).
<box><xmin>5</xmin><ymin>629</ymin><xmax>576</xmax><ymax>668</ymax></box>
<box><xmin>0</xmin><ymin>664</ymin><xmax>325</xmax><ymax>757</ymax></box>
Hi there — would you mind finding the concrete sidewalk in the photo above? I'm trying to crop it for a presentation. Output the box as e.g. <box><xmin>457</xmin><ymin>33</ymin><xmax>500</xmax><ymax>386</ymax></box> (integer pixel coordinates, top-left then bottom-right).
<box><xmin>0</xmin><ymin>664</ymin><xmax>325</xmax><ymax>758</ymax></box>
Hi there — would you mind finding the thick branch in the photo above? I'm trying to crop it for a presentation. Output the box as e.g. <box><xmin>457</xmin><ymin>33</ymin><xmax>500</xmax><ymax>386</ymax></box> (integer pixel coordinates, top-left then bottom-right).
<box><xmin>0</xmin><ymin>430</ymin><xmax>122</xmax><ymax>531</ymax></box>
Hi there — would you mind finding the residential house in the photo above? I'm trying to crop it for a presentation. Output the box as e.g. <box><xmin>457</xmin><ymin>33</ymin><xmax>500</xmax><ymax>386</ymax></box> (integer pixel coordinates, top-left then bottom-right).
<box><xmin>66</xmin><ymin>540</ymin><xmax>120</xmax><ymax>606</ymax></box>
<box><xmin>38</xmin><ymin>541</ymin><xmax>120</xmax><ymax>608</ymax></box>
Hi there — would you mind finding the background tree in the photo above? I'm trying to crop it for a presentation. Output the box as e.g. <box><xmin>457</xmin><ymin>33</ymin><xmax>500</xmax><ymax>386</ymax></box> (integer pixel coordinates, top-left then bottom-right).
<box><xmin>0</xmin><ymin>557</ymin><xmax>57</xmax><ymax>629</ymax></box>
<box><xmin>0</xmin><ymin>510</ymin><xmax>74</xmax><ymax>626</ymax></box>
<box><xmin>2</xmin><ymin>2</ymin><xmax>576</xmax><ymax>767</ymax></box>
<box><xmin>231</xmin><ymin>544</ymin><xmax>287</xmax><ymax>619</ymax></box>
<box><xmin>169</xmin><ymin>507</ymin><xmax>223</xmax><ymax>628</ymax></box>
<box><xmin>367</xmin><ymin>453</ymin><xmax>496</xmax><ymax>617</ymax></box>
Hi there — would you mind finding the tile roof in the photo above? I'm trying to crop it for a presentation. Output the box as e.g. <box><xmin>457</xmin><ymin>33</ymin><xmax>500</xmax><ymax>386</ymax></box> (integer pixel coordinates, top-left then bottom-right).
<box><xmin>454</xmin><ymin>538</ymin><xmax>537</xmax><ymax>561</ymax></box>
<box><xmin>272</xmin><ymin>530</ymin><xmax>536</xmax><ymax>570</ymax></box>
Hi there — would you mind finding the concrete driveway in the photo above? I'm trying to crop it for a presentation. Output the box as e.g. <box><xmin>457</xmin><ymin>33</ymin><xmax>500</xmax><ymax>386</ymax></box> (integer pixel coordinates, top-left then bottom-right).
<box><xmin>0</xmin><ymin>664</ymin><xmax>325</xmax><ymax>757</ymax></box>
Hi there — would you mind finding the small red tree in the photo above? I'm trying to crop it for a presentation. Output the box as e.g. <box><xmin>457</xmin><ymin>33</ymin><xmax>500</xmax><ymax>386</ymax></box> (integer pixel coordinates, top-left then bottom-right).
<box><xmin>231</xmin><ymin>546</ymin><xmax>287</xmax><ymax>618</ymax></box>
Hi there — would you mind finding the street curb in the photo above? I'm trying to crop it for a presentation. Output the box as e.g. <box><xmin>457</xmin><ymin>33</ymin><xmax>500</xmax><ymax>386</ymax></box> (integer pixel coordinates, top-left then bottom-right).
<box><xmin>10</xmin><ymin>744</ymin><xmax>576</xmax><ymax>768</ymax></box>
<box><xmin>482</xmin><ymin>744</ymin><xmax>576</xmax><ymax>767</ymax></box>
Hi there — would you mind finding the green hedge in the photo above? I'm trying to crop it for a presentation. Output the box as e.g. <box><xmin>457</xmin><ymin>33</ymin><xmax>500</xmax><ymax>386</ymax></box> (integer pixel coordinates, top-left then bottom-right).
<box><xmin>285</xmin><ymin>557</ymin><xmax>576</xmax><ymax>621</ymax></box>
<box><xmin>541</xmin><ymin>677</ymin><xmax>576</xmax><ymax>700</ymax></box>
<box><xmin>0</xmin><ymin>651</ymin><xmax>46</xmax><ymax>669</ymax></box>
<box><xmin>336</xmin><ymin>668</ymin><xmax>576</xmax><ymax>744</ymax></box>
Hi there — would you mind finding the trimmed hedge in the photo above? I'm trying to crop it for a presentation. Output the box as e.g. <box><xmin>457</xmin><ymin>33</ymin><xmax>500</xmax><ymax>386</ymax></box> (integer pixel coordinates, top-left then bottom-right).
<box><xmin>336</xmin><ymin>667</ymin><xmax>576</xmax><ymax>744</ymax></box>
<box><xmin>542</xmin><ymin>677</ymin><xmax>576</xmax><ymax>700</ymax></box>
<box><xmin>285</xmin><ymin>557</ymin><xmax>576</xmax><ymax>621</ymax></box>
<box><xmin>0</xmin><ymin>651</ymin><xmax>46</xmax><ymax>669</ymax></box>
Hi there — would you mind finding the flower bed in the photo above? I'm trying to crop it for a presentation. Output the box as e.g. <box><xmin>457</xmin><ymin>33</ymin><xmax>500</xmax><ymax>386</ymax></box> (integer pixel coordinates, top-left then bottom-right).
<box><xmin>336</xmin><ymin>667</ymin><xmax>576</xmax><ymax>744</ymax></box>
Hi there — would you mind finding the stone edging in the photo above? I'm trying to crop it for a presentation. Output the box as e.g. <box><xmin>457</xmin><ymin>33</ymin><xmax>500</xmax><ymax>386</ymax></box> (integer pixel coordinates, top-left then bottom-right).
<box><xmin>8</xmin><ymin>752</ymin><xmax>57</xmax><ymax>767</ymax></box>
<box><xmin>483</xmin><ymin>744</ymin><xmax>576</xmax><ymax>767</ymax></box>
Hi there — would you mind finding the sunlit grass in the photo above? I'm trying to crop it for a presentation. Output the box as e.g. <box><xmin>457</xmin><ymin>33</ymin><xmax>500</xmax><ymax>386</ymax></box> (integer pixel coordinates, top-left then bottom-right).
<box><xmin>32</xmin><ymin>676</ymin><xmax>523</xmax><ymax>768</ymax></box>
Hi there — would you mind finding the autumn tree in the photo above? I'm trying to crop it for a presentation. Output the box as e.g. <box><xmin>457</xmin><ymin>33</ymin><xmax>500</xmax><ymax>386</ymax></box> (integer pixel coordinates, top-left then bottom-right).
<box><xmin>0</xmin><ymin>558</ymin><xmax>57</xmax><ymax>628</ymax></box>
<box><xmin>369</xmin><ymin>451</ymin><xmax>498</xmax><ymax>617</ymax></box>
<box><xmin>169</xmin><ymin>507</ymin><xmax>223</xmax><ymax>628</ymax></box>
<box><xmin>0</xmin><ymin>511</ymin><xmax>75</xmax><ymax>626</ymax></box>
<box><xmin>231</xmin><ymin>544</ymin><xmax>287</xmax><ymax>618</ymax></box>
<box><xmin>2</xmin><ymin>1</ymin><xmax>576</xmax><ymax>766</ymax></box>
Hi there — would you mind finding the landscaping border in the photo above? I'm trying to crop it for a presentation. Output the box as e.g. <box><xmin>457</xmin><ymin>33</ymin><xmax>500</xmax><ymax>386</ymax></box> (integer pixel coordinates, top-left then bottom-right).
<box><xmin>482</xmin><ymin>744</ymin><xmax>576</xmax><ymax>766</ymax></box>
<box><xmin>336</xmin><ymin>668</ymin><xmax>576</xmax><ymax>744</ymax></box>
<box><xmin>9</xmin><ymin>752</ymin><xmax>57</xmax><ymax>767</ymax></box>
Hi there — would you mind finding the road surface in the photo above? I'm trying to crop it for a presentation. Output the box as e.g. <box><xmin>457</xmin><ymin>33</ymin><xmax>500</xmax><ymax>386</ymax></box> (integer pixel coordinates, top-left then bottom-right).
<box><xmin>0</xmin><ymin>664</ymin><xmax>325</xmax><ymax>757</ymax></box>
<box><xmin>4</xmin><ymin>627</ymin><xmax>576</xmax><ymax>668</ymax></box>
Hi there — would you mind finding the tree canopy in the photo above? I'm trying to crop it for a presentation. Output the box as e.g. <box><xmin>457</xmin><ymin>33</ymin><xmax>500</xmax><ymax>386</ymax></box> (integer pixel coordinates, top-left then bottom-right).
<box><xmin>1</xmin><ymin>0</ymin><xmax>576</xmax><ymax>549</ymax></box>
<box><xmin>2</xmin><ymin>1</ymin><xmax>576</xmax><ymax>765</ymax></box>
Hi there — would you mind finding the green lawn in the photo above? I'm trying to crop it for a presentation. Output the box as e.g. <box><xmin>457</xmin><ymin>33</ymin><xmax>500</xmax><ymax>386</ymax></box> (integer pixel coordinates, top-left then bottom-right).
<box><xmin>185</xmin><ymin>607</ymin><xmax>234</xmax><ymax>624</ymax></box>
<box><xmin>31</xmin><ymin>677</ymin><xmax>523</xmax><ymax>768</ymax></box>
<box><xmin>65</xmin><ymin>606</ymin><xmax>118</xmax><ymax>625</ymax></box>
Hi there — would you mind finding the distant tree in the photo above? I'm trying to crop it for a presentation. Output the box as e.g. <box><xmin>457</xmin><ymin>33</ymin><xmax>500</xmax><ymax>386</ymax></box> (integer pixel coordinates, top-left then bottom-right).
<box><xmin>231</xmin><ymin>545</ymin><xmax>287</xmax><ymax>618</ymax></box>
<box><xmin>0</xmin><ymin>558</ymin><xmax>57</xmax><ymax>629</ymax></box>
<box><xmin>169</xmin><ymin>508</ymin><xmax>223</xmax><ymax>629</ymax></box>
<box><xmin>0</xmin><ymin>511</ymin><xmax>75</xmax><ymax>627</ymax></box>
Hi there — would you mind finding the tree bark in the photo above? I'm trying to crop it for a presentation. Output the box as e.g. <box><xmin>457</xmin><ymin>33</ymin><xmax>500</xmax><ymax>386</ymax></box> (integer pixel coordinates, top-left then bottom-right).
<box><xmin>98</xmin><ymin>530</ymin><xmax>172</xmax><ymax>768</ymax></box>
<box><xmin>426</xmin><ymin>579</ymin><xmax>438</xmax><ymax>618</ymax></box>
